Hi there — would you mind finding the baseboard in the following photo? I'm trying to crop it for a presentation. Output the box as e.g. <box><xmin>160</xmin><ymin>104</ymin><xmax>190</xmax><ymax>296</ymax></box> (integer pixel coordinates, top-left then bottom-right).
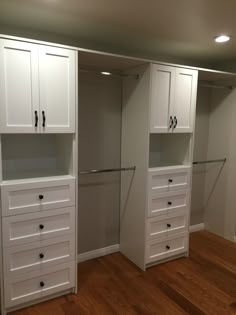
<box><xmin>189</xmin><ymin>223</ymin><xmax>205</xmax><ymax>233</ymax></box>
<box><xmin>78</xmin><ymin>244</ymin><xmax>120</xmax><ymax>263</ymax></box>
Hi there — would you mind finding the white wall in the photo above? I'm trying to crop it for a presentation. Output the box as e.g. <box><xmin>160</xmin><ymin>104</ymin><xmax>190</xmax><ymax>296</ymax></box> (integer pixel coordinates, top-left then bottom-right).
<box><xmin>78</xmin><ymin>72</ymin><xmax>121</xmax><ymax>254</ymax></box>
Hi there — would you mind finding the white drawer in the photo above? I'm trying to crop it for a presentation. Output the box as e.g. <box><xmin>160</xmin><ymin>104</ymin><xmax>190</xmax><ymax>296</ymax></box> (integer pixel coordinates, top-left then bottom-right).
<box><xmin>146</xmin><ymin>233</ymin><xmax>188</xmax><ymax>264</ymax></box>
<box><xmin>149</xmin><ymin>167</ymin><xmax>191</xmax><ymax>194</ymax></box>
<box><xmin>4</xmin><ymin>261</ymin><xmax>75</xmax><ymax>308</ymax></box>
<box><xmin>3</xmin><ymin>235</ymin><xmax>75</xmax><ymax>277</ymax></box>
<box><xmin>148</xmin><ymin>190</ymin><xmax>189</xmax><ymax>218</ymax></box>
<box><xmin>146</xmin><ymin>211</ymin><xmax>188</xmax><ymax>240</ymax></box>
<box><xmin>2</xmin><ymin>207</ymin><xmax>75</xmax><ymax>247</ymax></box>
<box><xmin>1</xmin><ymin>177</ymin><xmax>75</xmax><ymax>216</ymax></box>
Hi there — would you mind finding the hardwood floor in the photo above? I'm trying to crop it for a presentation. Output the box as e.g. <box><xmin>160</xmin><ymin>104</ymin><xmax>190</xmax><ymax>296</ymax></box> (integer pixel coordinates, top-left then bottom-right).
<box><xmin>10</xmin><ymin>231</ymin><xmax>236</xmax><ymax>315</ymax></box>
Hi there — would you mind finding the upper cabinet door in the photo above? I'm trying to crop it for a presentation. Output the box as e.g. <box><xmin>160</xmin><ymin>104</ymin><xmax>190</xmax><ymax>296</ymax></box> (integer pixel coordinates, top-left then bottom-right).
<box><xmin>172</xmin><ymin>68</ymin><xmax>198</xmax><ymax>133</ymax></box>
<box><xmin>39</xmin><ymin>46</ymin><xmax>76</xmax><ymax>133</ymax></box>
<box><xmin>0</xmin><ymin>39</ymin><xmax>40</xmax><ymax>133</ymax></box>
<box><xmin>150</xmin><ymin>65</ymin><xmax>175</xmax><ymax>133</ymax></box>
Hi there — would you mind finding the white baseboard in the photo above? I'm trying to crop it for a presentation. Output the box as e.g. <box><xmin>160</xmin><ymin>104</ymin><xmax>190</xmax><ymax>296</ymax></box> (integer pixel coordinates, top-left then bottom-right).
<box><xmin>78</xmin><ymin>244</ymin><xmax>120</xmax><ymax>263</ymax></box>
<box><xmin>189</xmin><ymin>223</ymin><xmax>205</xmax><ymax>233</ymax></box>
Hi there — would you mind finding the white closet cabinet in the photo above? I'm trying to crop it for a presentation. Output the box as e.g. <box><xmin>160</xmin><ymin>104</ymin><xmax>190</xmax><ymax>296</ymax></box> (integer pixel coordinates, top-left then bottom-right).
<box><xmin>0</xmin><ymin>39</ymin><xmax>76</xmax><ymax>133</ymax></box>
<box><xmin>150</xmin><ymin>64</ymin><xmax>198</xmax><ymax>133</ymax></box>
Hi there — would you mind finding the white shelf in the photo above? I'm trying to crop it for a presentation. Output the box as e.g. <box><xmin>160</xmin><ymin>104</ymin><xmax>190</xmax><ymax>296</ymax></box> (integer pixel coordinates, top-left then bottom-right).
<box><xmin>1</xmin><ymin>173</ymin><xmax>75</xmax><ymax>185</ymax></box>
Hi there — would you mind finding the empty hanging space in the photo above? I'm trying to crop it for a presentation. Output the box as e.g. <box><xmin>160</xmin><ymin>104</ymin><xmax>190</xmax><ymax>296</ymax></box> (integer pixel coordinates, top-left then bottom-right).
<box><xmin>191</xmin><ymin>69</ymin><xmax>236</xmax><ymax>241</ymax></box>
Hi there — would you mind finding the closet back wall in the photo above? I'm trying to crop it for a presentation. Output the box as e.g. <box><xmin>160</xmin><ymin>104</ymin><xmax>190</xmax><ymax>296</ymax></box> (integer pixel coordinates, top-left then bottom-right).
<box><xmin>78</xmin><ymin>72</ymin><xmax>122</xmax><ymax>254</ymax></box>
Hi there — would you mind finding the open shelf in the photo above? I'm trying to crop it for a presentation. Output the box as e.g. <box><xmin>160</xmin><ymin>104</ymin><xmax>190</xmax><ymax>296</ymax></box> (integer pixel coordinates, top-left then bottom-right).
<box><xmin>149</xmin><ymin>133</ymin><xmax>192</xmax><ymax>168</ymax></box>
<box><xmin>1</xmin><ymin>134</ymin><xmax>75</xmax><ymax>181</ymax></box>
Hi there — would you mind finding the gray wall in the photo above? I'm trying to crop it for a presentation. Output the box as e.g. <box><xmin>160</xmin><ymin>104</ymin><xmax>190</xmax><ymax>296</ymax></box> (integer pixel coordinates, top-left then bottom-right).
<box><xmin>78</xmin><ymin>72</ymin><xmax>121</xmax><ymax>254</ymax></box>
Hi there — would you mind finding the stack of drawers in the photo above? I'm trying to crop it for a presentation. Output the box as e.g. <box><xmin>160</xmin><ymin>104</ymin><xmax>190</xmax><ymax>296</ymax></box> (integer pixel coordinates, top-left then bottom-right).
<box><xmin>1</xmin><ymin>176</ymin><xmax>76</xmax><ymax>310</ymax></box>
<box><xmin>146</xmin><ymin>166</ymin><xmax>191</xmax><ymax>265</ymax></box>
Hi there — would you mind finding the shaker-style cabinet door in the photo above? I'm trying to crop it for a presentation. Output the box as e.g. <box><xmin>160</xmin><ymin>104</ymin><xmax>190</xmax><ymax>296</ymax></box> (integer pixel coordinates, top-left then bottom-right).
<box><xmin>0</xmin><ymin>39</ymin><xmax>40</xmax><ymax>133</ymax></box>
<box><xmin>150</xmin><ymin>64</ymin><xmax>175</xmax><ymax>133</ymax></box>
<box><xmin>38</xmin><ymin>46</ymin><xmax>76</xmax><ymax>133</ymax></box>
<box><xmin>172</xmin><ymin>68</ymin><xmax>198</xmax><ymax>133</ymax></box>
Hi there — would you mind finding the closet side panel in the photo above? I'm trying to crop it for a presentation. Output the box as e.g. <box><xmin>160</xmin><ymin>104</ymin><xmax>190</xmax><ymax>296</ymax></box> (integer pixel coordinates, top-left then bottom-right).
<box><xmin>191</xmin><ymin>87</ymin><xmax>210</xmax><ymax>225</ymax></box>
<box><xmin>78</xmin><ymin>73</ymin><xmax>121</xmax><ymax>254</ymax></box>
<box><xmin>204</xmin><ymin>88</ymin><xmax>236</xmax><ymax>240</ymax></box>
<box><xmin>120</xmin><ymin>65</ymin><xmax>150</xmax><ymax>270</ymax></box>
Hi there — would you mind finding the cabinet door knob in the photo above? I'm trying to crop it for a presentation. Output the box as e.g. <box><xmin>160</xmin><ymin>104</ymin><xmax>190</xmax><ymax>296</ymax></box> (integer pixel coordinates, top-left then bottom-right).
<box><xmin>39</xmin><ymin>224</ymin><xmax>44</xmax><ymax>230</ymax></box>
<box><xmin>167</xmin><ymin>223</ymin><xmax>171</xmax><ymax>228</ymax></box>
<box><xmin>42</xmin><ymin>111</ymin><xmax>46</xmax><ymax>127</ymax></box>
<box><xmin>168</xmin><ymin>201</ymin><xmax>172</xmax><ymax>205</ymax></box>
<box><xmin>166</xmin><ymin>245</ymin><xmax>170</xmax><ymax>250</ymax></box>
<box><xmin>169</xmin><ymin>116</ymin><xmax>173</xmax><ymax>129</ymax></box>
<box><xmin>39</xmin><ymin>195</ymin><xmax>44</xmax><ymax>200</ymax></box>
<box><xmin>168</xmin><ymin>179</ymin><xmax>173</xmax><ymax>183</ymax></box>
<box><xmin>34</xmin><ymin>111</ymin><xmax>38</xmax><ymax>127</ymax></box>
<box><xmin>39</xmin><ymin>253</ymin><xmax>44</xmax><ymax>259</ymax></box>
<box><xmin>40</xmin><ymin>281</ymin><xmax>45</xmax><ymax>287</ymax></box>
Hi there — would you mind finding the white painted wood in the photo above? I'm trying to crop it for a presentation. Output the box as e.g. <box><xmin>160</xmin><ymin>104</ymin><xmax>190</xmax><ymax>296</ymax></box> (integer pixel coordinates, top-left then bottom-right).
<box><xmin>77</xmin><ymin>244</ymin><xmax>120</xmax><ymax>263</ymax></box>
<box><xmin>1</xmin><ymin>177</ymin><xmax>75</xmax><ymax>216</ymax></box>
<box><xmin>146</xmin><ymin>232</ymin><xmax>188</xmax><ymax>264</ymax></box>
<box><xmin>120</xmin><ymin>65</ymin><xmax>150</xmax><ymax>271</ymax></box>
<box><xmin>149</xmin><ymin>166</ymin><xmax>191</xmax><ymax>193</ymax></box>
<box><xmin>0</xmin><ymin>39</ymin><xmax>39</xmax><ymax>133</ymax></box>
<box><xmin>2</xmin><ymin>207</ymin><xmax>75</xmax><ymax>247</ymax></box>
<box><xmin>150</xmin><ymin>65</ymin><xmax>175</xmax><ymax>133</ymax></box>
<box><xmin>173</xmin><ymin>68</ymin><xmax>198</xmax><ymax>132</ymax></box>
<box><xmin>3</xmin><ymin>235</ymin><xmax>75</xmax><ymax>277</ymax></box>
<box><xmin>38</xmin><ymin>45</ymin><xmax>76</xmax><ymax>133</ymax></box>
<box><xmin>148</xmin><ymin>190</ymin><xmax>189</xmax><ymax>218</ymax></box>
<box><xmin>4</xmin><ymin>262</ymin><xmax>75</xmax><ymax>308</ymax></box>
<box><xmin>146</xmin><ymin>211</ymin><xmax>188</xmax><ymax>240</ymax></box>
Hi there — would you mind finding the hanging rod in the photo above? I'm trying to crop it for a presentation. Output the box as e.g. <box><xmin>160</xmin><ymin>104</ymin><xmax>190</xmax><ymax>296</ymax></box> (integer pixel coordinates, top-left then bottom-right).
<box><xmin>199</xmin><ymin>81</ymin><xmax>233</xmax><ymax>90</ymax></box>
<box><xmin>193</xmin><ymin>158</ymin><xmax>226</xmax><ymax>165</ymax></box>
<box><xmin>79</xmin><ymin>166</ymin><xmax>136</xmax><ymax>175</ymax></box>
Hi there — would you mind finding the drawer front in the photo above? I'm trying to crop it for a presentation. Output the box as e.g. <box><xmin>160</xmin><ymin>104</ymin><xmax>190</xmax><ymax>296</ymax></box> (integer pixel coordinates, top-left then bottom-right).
<box><xmin>3</xmin><ymin>207</ymin><xmax>75</xmax><ymax>247</ymax></box>
<box><xmin>146</xmin><ymin>233</ymin><xmax>188</xmax><ymax>264</ymax></box>
<box><xmin>4</xmin><ymin>235</ymin><xmax>75</xmax><ymax>277</ymax></box>
<box><xmin>149</xmin><ymin>168</ymin><xmax>191</xmax><ymax>194</ymax></box>
<box><xmin>4</xmin><ymin>262</ymin><xmax>75</xmax><ymax>308</ymax></box>
<box><xmin>146</xmin><ymin>212</ymin><xmax>188</xmax><ymax>240</ymax></box>
<box><xmin>148</xmin><ymin>190</ymin><xmax>189</xmax><ymax>218</ymax></box>
<box><xmin>1</xmin><ymin>178</ymin><xmax>75</xmax><ymax>216</ymax></box>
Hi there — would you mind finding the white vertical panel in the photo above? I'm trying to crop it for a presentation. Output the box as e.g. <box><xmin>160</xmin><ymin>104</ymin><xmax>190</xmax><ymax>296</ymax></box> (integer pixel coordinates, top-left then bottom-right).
<box><xmin>150</xmin><ymin>64</ymin><xmax>175</xmax><ymax>133</ymax></box>
<box><xmin>39</xmin><ymin>46</ymin><xmax>76</xmax><ymax>133</ymax></box>
<box><xmin>173</xmin><ymin>68</ymin><xmax>198</xmax><ymax>132</ymax></box>
<box><xmin>0</xmin><ymin>39</ymin><xmax>39</xmax><ymax>133</ymax></box>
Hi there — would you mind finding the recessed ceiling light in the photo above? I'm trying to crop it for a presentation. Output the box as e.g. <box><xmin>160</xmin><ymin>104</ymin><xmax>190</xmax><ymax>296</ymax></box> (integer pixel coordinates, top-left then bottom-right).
<box><xmin>101</xmin><ymin>71</ymin><xmax>111</xmax><ymax>75</ymax></box>
<box><xmin>214</xmin><ymin>35</ymin><xmax>231</xmax><ymax>43</ymax></box>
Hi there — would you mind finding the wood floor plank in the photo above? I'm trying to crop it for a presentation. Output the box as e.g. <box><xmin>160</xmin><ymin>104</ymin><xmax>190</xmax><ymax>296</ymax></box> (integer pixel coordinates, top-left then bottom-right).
<box><xmin>9</xmin><ymin>231</ymin><xmax>236</xmax><ymax>315</ymax></box>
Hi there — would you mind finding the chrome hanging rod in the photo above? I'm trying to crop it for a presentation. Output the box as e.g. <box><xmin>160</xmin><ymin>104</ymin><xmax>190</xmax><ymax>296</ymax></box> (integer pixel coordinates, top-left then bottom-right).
<box><xmin>193</xmin><ymin>158</ymin><xmax>226</xmax><ymax>165</ymax></box>
<box><xmin>79</xmin><ymin>166</ymin><xmax>136</xmax><ymax>175</ymax></box>
<box><xmin>199</xmin><ymin>81</ymin><xmax>233</xmax><ymax>90</ymax></box>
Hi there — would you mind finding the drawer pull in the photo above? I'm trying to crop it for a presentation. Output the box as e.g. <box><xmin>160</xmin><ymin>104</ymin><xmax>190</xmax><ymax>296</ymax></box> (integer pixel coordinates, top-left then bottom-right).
<box><xmin>167</xmin><ymin>223</ymin><xmax>171</xmax><ymax>228</ymax></box>
<box><xmin>166</xmin><ymin>245</ymin><xmax>170</xmax><ymax>250</ymax></box>
<box><xmin>39</xmin><ymin>224</ymin><xmax>44</xmax><ymax>230</ymax></box>
<box><xmin>39</xmin><ymin>253</ymin><xmax>44</xmax><ymax>259</ymax></box>
<box><xmin>40</xmin><ymin>281</ymin><xmax>45</xmax><ymax>287</ymax></box>
<box><xmin>168</xmin><ymin>201</ymin><xmax>172</xmax><ymax>205</ymax></box>
<box><xmin>39</xmin><ymin>195</ymin><xmax>44</xmax><ymax>200</ymax></box>
<box><xmin>168</xmin><ymin>179</ymin><xmax>173</xmax><ymax>183</ymax></box>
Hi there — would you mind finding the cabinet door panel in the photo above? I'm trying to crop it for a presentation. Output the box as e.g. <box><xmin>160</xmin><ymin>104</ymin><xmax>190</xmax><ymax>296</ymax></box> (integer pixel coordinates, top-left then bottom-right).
<box><xmin>39</xmin><ymin>46</ymin><xmax>76</xmax><ymax>133</ymax></box>
<box><xmin>173</xmin><ymin>68</ymin><xmax>198</xmax><ymax>132</ymax></box>
<box><xmin>0</xmin><ymin>39</ymin><xmax>39</xmax><ymax>133</ymax></box>
<box><xmin>150</xmin><ymin>65</ymin><xmax>175</xmax><ymax>133</ymax></box>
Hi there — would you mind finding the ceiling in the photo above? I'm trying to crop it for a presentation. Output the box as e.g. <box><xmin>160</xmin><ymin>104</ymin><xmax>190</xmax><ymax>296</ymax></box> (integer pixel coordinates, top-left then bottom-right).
<box><xmin>1</xmin><ymin>0</ymin><xmax>236</xmax><ymax>67</ymax></box>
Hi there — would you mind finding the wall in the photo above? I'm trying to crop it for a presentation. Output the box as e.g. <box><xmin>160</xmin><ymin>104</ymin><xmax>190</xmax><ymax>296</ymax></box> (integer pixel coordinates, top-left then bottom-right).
<box><xmin>191</xmin><ymin>87</ymin><xmax>210</xmax><ymax>225</ymax></box>
<box><xmin>78</xmin><ymin>72</ymin><xmax>121</xmax><ymax>254</ymax></box>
